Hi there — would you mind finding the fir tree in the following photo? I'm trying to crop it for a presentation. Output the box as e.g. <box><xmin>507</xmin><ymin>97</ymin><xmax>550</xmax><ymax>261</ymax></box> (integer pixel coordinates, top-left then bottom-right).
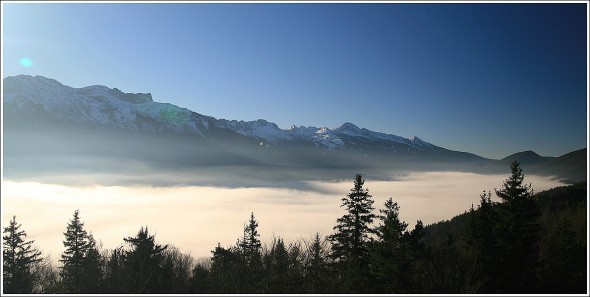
<box><xmin>327</xmin><ymin>173</ymin><xmax>376</xmax><ymax>292</ymax></box>
<box><xmin>404</xmin><ymin>220</ymin><xmax>426</xmax><ymax>292</ymax></box>
<box><xmin>121</xmin><ymin>226</ymin><xmax>168</xmax><ymax>293</ymax></box>
<box><xmin>494</xmin><ymin>161</ymin><xmax>541</xmax><ymax>292</ymax></box>
<box><xmin>265</xmin><ymin>237</ymin><xmax>291</xmax><ymax>293</ymax></box>
<box><xmin>370</xmin><ymin>197</ymin><xmax>409</xmax><ymax>293</ymax></box>
<box><xmin>209</xmin><ymin>243</ymin><xmax>242</xmax><ymax>293</ymax></box>
<box><xmin>2</xmin><ymin>215</ymin><xmax>42</xmax><ymax>294</ymax></box>
<box><xmin>238</xmin><ymin>212</ymin><xmax>263</xmax><ymax>293</ymax></box>
<box><xmin>80</xmin><ymin>233</ymin><xmax>103</xmax><ymax>293</ymax></box>
<box><xmin>103</xmin><ymin>246</ymin><xmax>124</xmax><ymax>293</ymax></box>
<box><xmin>240</xmin><ymin>212</ymin><xmax>262</xmax><ymax>262</ymax></box>
<box><xmin>464</xmin><ymin>191</ymin><xmax>500</xmax><ymax>292</ymax></box>
<box><xmin>305</xmin><ymin>233</ymin><xmax>328</xmax><ymax>293</ymax></box>
<box><xmin>60</xmin><ymin>210</ymin><xmax>90</xmax><ymax>293</ymax></box>
<box><xmin>496</xmin><ymin>160</ymin><xmax>534</xmax><ymax>202</ymax></box>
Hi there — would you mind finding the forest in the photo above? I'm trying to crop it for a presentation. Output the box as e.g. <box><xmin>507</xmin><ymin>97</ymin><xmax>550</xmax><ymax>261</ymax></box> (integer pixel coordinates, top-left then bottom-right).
<box><xmin>2</xmin><ymin>161</ymin><xmax>587</xmax><ymax>294</ymax></box>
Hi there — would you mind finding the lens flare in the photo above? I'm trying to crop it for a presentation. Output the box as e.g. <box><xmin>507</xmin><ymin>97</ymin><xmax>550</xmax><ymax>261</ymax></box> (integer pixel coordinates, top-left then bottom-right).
<box><xmin>20</xmin><ymin>58</ymin><xmax>33</xmax><ymax>67</ymax></box>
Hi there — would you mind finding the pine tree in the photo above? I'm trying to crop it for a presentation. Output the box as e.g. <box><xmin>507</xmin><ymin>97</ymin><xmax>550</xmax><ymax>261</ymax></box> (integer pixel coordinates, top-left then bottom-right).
<box><xmin>327</xmin><ymin>173</ymin><xmax>376</xmax><ymax>292</ymax></box>
<box><xmin>240</xmin><ymin>212</ymin><xmax>262</xmax><ymax>262</ymax></box>
<box><xmin>265</xmin><ymin>237</ymin><xmax>291</xmax><ymax>293</ymax></box>
<box><xmin>2</xmin><ymin>215</ymin><xmax>42</xmax><ymax>293</ymax></box>
<box><xmin>80</xmin><ymin>232</ymin><xmax>103</xmax><ymax>293</ymax></box>
<box><xmin>238</xmin><ymin>212</ymin><xmax>263</xmax><ymax>293</ymax></box>
<box><xmin>121</xmin><ymin>226</ymin><xmax>168</xmax><ymax>293</ymax></box>
<box><xmin>404</xmin><ymin>220</ymin><xmax>426</xmax><ymax>292</ymax></box>
<box><xmin>375</xmin><ymin>198</ymin><xmax>408</xmax><ymax>243</ymax></box>
<box><xmin>494</xmin><ymin>161</ymin><xmax>541</xmax><ymax>292</ymax></box>
<box><xmin>60</xmin><ymin>210</ymin><xmax>90</xmax><ymax>293</ymax></box>
<box><xmin>370</xmin><ymin>198</ymin><xmax>409</xmax><ymax>293</ymax></box>
<box><xmin>464</xmin><ymin>191</ymin><xmax>500</xmax><ymax>292</ymax></box>
<box><xmin>209</xmin><ymin>212</ymin><xmax>264</xmax><ymax>295</ymax></box>
<box><xmin>305</xmin><ymin>233</ymin><xmax>328</xmax><ymax>293</ymax></box>
<box><xmin>209</xmin><ymin>243</ymin><xmax>242</xmax><ymax>293</ymax></box>
<box><xmin>496</xmin><ymin>160</ymin><xmax>534</xmax><ymax>202</ymax></box>
<box><xmin>103</xmin><ymin>247</ymin><xmax>124</xmax><ymax>293</ymax></box>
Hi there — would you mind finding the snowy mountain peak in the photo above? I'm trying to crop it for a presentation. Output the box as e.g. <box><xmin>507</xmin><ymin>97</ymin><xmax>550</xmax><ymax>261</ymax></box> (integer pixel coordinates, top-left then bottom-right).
<box><xmin>15</xmin><ymin>74</ymin><xmax>65</xmax><ymax>88</ymax></box>
<box><xmin>339</xmin><ymin>122</ymin><xmax>361</xmax><ymax>131</ymax></box>
<box><xmin>111</xmin><ymin>88</ymin><xmax>153</xmax><ymax>104</ymax></box>
<box><xmin>3</xmin><ymin>75</ymin><xmax>438</xmax><ymax>153</ymax></box>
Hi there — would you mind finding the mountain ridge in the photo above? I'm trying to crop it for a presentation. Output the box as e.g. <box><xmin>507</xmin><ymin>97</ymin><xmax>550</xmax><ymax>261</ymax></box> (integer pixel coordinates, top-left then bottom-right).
<box><xmin>3</xmin><ymin>75</ymin><xmax>586</xmax><ymax>186</ymax></box>
<box><xmin>3</xmin><ymin>75</ymin><xmax>463</xmax><ymax>157</ymax></box>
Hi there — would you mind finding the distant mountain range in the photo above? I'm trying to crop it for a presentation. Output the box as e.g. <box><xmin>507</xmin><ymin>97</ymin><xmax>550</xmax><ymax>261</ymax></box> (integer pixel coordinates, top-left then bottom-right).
<box><xmin>3</xmin><ymin>75</ymin><xmax>586</xmax><ymax>187</ymax></box>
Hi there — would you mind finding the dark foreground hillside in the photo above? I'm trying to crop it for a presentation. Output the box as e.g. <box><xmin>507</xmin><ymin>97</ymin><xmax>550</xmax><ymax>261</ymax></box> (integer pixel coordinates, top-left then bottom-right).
<box><xmin>424</xmin><ymin>181</ymin><xmax>587</xmax><ymax>293</ymax></box>
<box><xmin>3</xmin><ymin>163</ymin><xmax>588</xmax><ymax>294</ymax></box>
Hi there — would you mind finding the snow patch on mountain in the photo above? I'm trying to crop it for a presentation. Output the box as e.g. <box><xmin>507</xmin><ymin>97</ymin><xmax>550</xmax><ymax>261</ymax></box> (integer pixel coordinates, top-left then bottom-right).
<box><xmin>215</xmin><ymin>119</ymin><xmax>292</xmax><ymax>144</ymax></box>
<box><xmin>4</xmin><ymin>75</ymin><xmax>437</xmax><ymax>152</ymax></box>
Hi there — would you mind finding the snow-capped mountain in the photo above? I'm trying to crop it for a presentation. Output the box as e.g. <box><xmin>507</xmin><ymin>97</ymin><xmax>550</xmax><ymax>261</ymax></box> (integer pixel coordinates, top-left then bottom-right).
<box><xmin>3</xmin><ymin>75</ymin><xmax>585</xmax><ymax>187</ymax></box>
<box><xmin>3</xmin><ymin>75</ymin><xmax>215</xmax><ymax>137</ymax></box>
<box><xmin>3</xmin><ymin>75</ymin><xmax>442</xmax><ymax>155</ymax></box>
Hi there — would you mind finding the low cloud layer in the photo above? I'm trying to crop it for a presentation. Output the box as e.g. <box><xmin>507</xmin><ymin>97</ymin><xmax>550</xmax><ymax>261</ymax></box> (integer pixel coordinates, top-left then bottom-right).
<box><xmin>2</xmin><ymin>172</ymin><xmax>564</xmax><ymax>264</ymax></box>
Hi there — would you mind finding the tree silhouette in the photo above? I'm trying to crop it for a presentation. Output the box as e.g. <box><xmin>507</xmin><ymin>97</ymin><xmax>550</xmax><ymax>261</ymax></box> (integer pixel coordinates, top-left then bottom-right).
<box><xmin>189</xmin><ymin>263</ymin><xmax>211</xmax><ymax>293</ymax></box>
<box><xmin>464</xmin><ymin>191</ymin><xmax>500</xmax><ymax>291</ymax></box>
<box><xmin>2</xmin><ymin>215</ymin><xmax>42</xmax><ymax>294</ymax></box>
<box><xmin>494</xmin><ymin>161</ymin><xmax>541</xmax><ymax>292</ymax></box>
<box><xmin>80</xmin><ymin>233</ymin><xmax>103</xmax><ymax>293</ymax></box>
<box><xmin>327</xmin><ymin>173</ymin><xmax>376</xmax><ymax>292</ymax></box>
<box><xmin>121</xmin><ymin>226</ymin><xmax>168</xmax><ymax>293</ymax></box>
<box><xmin>240</xmin><ymin>212</ymin><xmax>262</xmax><ymax>262</ymax></box>
<box><xmin>60</xmin><ymin>210</ymin><xmax>92</xmax><ymax>293</ymax></box>
<box><xmin>209</xmin><ymin>243</ymin><xmax>242</xmax><ymax>293</ymax></box>
<box><xmin>304</xmin><ymin>233</ymin><xmax>329</xmax><ymax>293</ymax></box>
<box><xmin>370</xmin><ymin>197</ymin><xmax>409</xmax><ymax>293</ymax></box>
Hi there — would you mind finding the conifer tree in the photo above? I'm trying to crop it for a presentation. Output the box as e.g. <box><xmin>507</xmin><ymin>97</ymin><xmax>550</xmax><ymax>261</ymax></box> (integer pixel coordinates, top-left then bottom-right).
<box><xmin>238</xmin><ymin>212</ymin><xmax>263</xmax><ymax>292</ymax></box>
<box><xmin>327</xmin><ymin>173</ymin><xmax>376</xmax><ymax>292</ymax></box>
<box><xmin>370</xmin><ymin>198</ymin><xmax>409</xmax><ymax>293</ymax></box>
<box><xmin>60</xmin><ymin>210</ymin><xmax>90</xmax><ymax>293</ymax></box>
<box><xmin>404</xmin><ymin>220</ymin><xmax>426</xmax><ymax>292</ymax></box>
<box><xmin>465</xmin><ymin>191</ymin><xmax>500</xmax><ymax>292</ymax></box>
<box><xmin>209</xmin><ymin>243</ymin><xmax>242</xmax><ymax>293</ymax></box>
<box><xmin>494</xmin><ymin>161</ymin><xmax>541</xmax><ymax>292</ymax></box>
<box><xmin>240</xmin><ymin>212</ymin><xmax>262</xmax><ymax>262</ymax></box>
<box><xmin>121</xmin><ymin>226</ymin><xmax>168</xmax><ymax>293</ymax></box>
<box><xmin>496</xmin><ymin>160</ymin><xmax>534</xmax><ymax>202</ymax></box>
<box><xmin>3</xmin><ymin>215</ymin><xmax>42</xmax><ymax>294</ymax></box>
<box><xmin>305</xmin><ymin>233</ymin><xmax>328</xmax><ymax>293</ymax></box>
<box><xmin>466</xmin><ymin>191</ymin><xmax>497</xmax><ymax>255</ymax></box>
<box><xmin>265</xmin><ymin>237</ymin><xmax>291</xmax><ymax>293</ymax></box>
<box><xmin>80</xmin><ymin>233</ymin><xmax>103</xmax><ymax>293</ymax></box>
<box><xmin>103</xmin><ymin>247</ymin><xmax>124</xmax><ymax>293</ymax></box>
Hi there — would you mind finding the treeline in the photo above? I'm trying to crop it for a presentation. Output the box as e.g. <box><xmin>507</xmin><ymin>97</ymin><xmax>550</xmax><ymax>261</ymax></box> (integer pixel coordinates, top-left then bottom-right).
<box><xmin>3</xmin><ymin>161</ymin><xmax>587</xmax><ymax>294</ymax></box>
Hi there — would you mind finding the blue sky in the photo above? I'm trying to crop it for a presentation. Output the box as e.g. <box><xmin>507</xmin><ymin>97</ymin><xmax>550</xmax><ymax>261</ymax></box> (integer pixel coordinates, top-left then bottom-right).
<box><xmin>2</xmin><ymin>2</ymin><xmax>587</xmax><ymax>159</ymax></box>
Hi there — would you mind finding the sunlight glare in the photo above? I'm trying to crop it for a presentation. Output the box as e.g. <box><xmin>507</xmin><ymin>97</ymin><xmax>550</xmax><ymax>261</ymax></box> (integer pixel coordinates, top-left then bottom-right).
<box><xmin>19</xmin><ymin>57</ymin><xmax>33</xmax><ymax>67</ymax></box>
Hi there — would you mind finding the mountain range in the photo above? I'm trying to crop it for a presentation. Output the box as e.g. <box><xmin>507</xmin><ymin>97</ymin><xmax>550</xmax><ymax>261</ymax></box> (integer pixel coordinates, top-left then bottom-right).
<box><xmin>2</xmin><ymin>75</ymin><xmax>586</xmax><ymax>187</ymax></box>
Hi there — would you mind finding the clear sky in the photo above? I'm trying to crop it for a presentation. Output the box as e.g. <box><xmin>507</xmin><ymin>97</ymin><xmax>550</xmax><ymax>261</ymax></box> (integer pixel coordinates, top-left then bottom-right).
<box><xmin>2</xmin><ymin>2</ymin><xmax>587</xmax><ymax>159</ymax></box>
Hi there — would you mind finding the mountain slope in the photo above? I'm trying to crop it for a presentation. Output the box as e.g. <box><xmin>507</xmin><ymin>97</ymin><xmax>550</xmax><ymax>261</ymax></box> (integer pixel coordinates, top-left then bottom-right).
<box><xmin>501</xmin><ymin>150</ymin><xmax>549</xmax><ymax>165</ymax></box>
<box><xmin>3</xmin><ymin>75</ymin><xmax>484</xmax><ymax>159</ymax></box>
<box><xmin>2</xmin><ymin>75</ymin><xmax>586</xmax><ymax>187</ymax></box>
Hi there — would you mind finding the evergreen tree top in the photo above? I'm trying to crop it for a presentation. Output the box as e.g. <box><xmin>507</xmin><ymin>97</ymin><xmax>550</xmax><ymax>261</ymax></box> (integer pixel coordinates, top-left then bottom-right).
<box><xmin>495</xmin><ymin>160</ymin><xmax>533</xmax><ymax>203</ymax></box>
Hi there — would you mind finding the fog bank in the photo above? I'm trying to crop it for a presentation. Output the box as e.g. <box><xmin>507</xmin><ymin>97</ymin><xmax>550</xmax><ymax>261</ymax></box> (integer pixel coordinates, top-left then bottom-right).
<box><xmin>1</xmin><ymin>172</ymin><xmax>564</xmax><ymax>264</ymax></box>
